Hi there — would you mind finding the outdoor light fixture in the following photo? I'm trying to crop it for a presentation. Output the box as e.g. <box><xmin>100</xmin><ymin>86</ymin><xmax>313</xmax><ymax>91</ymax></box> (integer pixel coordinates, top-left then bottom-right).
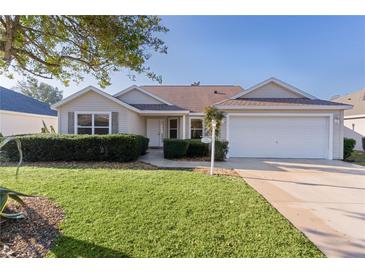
<box><xmin>334</xmin><ymin>116</ymin><xmax>340</xmax><ymax>124</ymax></box>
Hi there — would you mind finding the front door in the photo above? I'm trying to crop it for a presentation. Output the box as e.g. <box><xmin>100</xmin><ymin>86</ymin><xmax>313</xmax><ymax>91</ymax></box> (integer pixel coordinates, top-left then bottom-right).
<box><xmin>147</xmin><ymin>119</ymin><xmax>163</xmax><ymax>147</ymax></box>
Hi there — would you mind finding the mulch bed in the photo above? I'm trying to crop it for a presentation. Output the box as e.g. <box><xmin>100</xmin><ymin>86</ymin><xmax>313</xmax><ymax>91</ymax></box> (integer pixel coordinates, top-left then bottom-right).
<box><xmin>193</xmin><ymin>167</ymin><xmax>240</xmax><ymax>177</ymax></box>
<box><xmin>0</xmin><ymin>197</ymin><xmax>64</xmax><ymax>258</ymax></box>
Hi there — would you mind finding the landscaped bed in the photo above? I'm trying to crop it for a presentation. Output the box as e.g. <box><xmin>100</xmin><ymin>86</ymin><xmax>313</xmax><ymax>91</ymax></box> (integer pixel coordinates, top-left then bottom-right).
<box><xmin>0</xmin><ymin>197</ymin><xmax>64</xmax><ymax>258</ymax></box>
<box><xmin>0</xmin><ymin>163</ymin><xmax>324</xmax><ymax>258</ymax></box>
<box><xmin>345</xmin><ymin>150</ymin><xmax>365</xmax><ymax>166</ymax></box>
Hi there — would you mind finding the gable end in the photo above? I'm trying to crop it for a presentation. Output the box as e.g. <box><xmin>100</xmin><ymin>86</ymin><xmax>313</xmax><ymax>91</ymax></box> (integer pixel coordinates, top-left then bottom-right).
<box><xmin>114</xmin><ymin>86</ymin><xmax>172</xmax><ymax>105</ymax></box>
<box><xmin>231</xmin><ymin>78</ymin><xmax>317</xmax><ymax>100</ymax></box>
<box><xmin>242</xmin><ymin>82</ymin><xmax>305</xmax><ymax>99</ymax></box>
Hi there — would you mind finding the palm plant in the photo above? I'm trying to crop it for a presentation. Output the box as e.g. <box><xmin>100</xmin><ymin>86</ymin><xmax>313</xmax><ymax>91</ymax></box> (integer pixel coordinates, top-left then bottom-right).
<box><xmin>0</xmin><ymin>136</ymin><xmax>30</xmax><ymax>220</ymax></box>
<box><xmin>204</xmin><ymin>106</ymin><xmax>224</xmax><ymax>138</ymax></box>
<box><xmin>0</xmin><ymin>187</ymin><xmax>29</xmax><ymax>219</ymax></box>
<box><xmin>41</xmin><ymin>120</ymin><xmax>56</xmax><ymax>134</ymax></box>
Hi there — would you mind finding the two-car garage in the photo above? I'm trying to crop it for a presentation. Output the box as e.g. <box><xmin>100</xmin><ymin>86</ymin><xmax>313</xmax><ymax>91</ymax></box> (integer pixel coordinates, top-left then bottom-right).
<box><xmin>211</xmin><ymin>78</ymin><xmax>349</xmax><ymax>160</ymax></box>
<box><xmin>227</xmin><ymin>114</ymin><xmax>332</xmax><ymax>159</ymax></box>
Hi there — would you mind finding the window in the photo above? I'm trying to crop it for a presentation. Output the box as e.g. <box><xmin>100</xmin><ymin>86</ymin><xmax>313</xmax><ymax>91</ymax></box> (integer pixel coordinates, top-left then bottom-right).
<box><xmin>76</xmin><ymin>113</ymin><xmax>111</xmax><ymax>135</ymax></box>
<box><xmin>190</xmin><ymin>118</ymin><xmax>203</xmax><ymax>139</ymax></box>
<box><xmin>168</xmin><ymin>118</ymin><xmax>178</xmax><ymax>139</ymax></box>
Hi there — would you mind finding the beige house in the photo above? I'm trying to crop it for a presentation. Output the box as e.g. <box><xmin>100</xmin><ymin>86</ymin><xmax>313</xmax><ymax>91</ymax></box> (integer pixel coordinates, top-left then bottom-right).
<box><xmin>332</xmin><ymin>89</ymin><xmax>365</xmax><ymax>151</ymax></box>
<box><xmin>0</xmin><ymin>86</ymin><xmax>58</xmax><ymax>136</ymax></box>
<box><xmin>52</xmin><ymin>78</ymin><xmax>351</xmax><ymax>159</ymax></box>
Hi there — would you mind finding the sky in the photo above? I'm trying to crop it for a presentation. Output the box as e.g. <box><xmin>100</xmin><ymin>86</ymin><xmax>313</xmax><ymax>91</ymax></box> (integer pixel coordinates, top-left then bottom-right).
<box><xmin>0</xmin><ymin>16</ymin><xmax>364</xmax><ymax>99</ymax></box>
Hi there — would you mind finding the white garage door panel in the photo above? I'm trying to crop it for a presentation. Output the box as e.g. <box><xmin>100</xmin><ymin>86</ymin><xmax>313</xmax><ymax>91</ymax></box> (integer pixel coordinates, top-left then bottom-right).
<box><xmin>229</xmin><ymin>116</ymin><xmax>329</xmax><ymax>158</ymax></box>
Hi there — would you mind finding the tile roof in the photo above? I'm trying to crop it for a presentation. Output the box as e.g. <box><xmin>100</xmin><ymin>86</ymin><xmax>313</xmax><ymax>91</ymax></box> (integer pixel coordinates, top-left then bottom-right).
<box><xmin>140</xmin><ymin>85</ymin><xmax>244</xmax><ymax>112</ymax></box>
<box><xmin>216</xmin><ymin>98</ymin><xmax>351</xmax><ymax>107</ymax></box>
<box><xmin>0</xmin><ymin>86</ymin><xmax>57</xmax><ymax>116</ymax></box>
<box><xmin>129</xmin><ymin>104</ymin><xmax>188</xmax><ymax>111</ymax></box>
<box><xmin>331</xmin><ymin>89</ymin><xmax>365</xmax><ymax>116</ymax></box>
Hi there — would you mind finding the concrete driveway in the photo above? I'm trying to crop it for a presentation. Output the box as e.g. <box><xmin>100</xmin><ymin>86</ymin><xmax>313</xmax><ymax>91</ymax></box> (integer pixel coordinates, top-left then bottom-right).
<box><xmin>228</xmin><ymin>158</ymin><xmax>365</xmax><ymax>258</ymax></box>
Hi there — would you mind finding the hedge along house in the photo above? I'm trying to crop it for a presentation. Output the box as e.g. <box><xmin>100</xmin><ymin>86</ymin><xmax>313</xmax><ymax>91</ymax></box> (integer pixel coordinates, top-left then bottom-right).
<box><xmin>52</xmin><ymin>78</ymin><xmax>352</xmax><ymax>159</ymax></box>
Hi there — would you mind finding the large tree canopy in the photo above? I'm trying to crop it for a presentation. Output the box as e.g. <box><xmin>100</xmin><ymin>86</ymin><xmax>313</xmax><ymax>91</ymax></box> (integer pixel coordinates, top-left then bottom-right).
<box><xmin>0</xmin><ymin>16</ymin><xmax>168</xmax><ymax>87</ymax></box>
<box><xmin>15</xmin><ymin>79</ymin><xmax>63</xmax><ymax>105</ymax></box>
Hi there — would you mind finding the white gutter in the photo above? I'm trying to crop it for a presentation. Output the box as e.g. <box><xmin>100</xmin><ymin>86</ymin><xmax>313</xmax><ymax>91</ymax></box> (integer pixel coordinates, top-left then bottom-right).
<box><xmin>215</xmin><ymin>105</ymin><xmax>353</xmax><ymax>110</ymax></box>
<box><xmin>139</xmin><ymin>110</ymin><xmax>190</xmax><ymax>116</ymax></box>
<box><xmin>344</xmin><ymin>114</ymin><xmax>365</xmax><ymax>119</ymax></box>
<box><xmin>0</xmin><ymin>109</ymin><xmax>57</xmax><ymax>119</ymax></box>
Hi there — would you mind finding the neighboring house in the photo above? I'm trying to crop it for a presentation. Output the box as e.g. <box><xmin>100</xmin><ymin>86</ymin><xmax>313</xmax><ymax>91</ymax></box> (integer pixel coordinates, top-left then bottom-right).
<box><xmin>0</xmin><ymin>86</ymin><xmax>58</xmax><ymax>136</ymax></box>
<box><xmin>332</xmin><ymin>89</ymin><xmax>365</xmax><ymax>151</ymax></box>
<box><xmin>52</xmin><ymin>78</ymin><xmax>351</xmax><ymax>159</ymax></box>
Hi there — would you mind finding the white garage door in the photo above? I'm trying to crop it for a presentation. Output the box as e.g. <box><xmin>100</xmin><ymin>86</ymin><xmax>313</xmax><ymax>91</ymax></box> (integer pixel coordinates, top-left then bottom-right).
<box><xmin>228</xmin><ymin>115</ymin><xmax>330</xmax><ymax>158</ymax></box>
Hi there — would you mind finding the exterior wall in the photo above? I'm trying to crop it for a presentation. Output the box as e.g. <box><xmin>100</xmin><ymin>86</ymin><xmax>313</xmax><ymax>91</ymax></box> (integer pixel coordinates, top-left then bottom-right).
<box><xmin>343</xmin><ymin>117</ymin><xmax>365</xmax><ymax>151</ymax></box>
<box><xmin>178</xmin><ymin>116</ymin><xmax>184</xmax><ymax>139</ymax></box>
<box><xmin>0</xmin><ymin>110</ymin><xmax>58</xmax><ymax>136</ymax></box>
<box><xmin>219</xmin><ymin>109</ymin><xmax>344</xmax><ymax>159</ymax></box>
<box><xmin>116</xmin><ymin>88</ymin><xmax>163</xmax><ymax>104</ymax></box>
<box><xmin>127</xmin><ymin>111</ymin><xmax>145</xmax><ymax>135</ymax></box>
<box><xmin>220</xmin><ymin>117</ymin><xmax>227</xmax><ymax>140</ymax></box>
<box><xmin>57</xmin><ymin>90</ymin><xmax>144</xmax><ymax>135</ymax></box>
<box><xmin>241</xmin><ymin>83</ymin><xmax>305</xmax><ymax>99</ymax></box>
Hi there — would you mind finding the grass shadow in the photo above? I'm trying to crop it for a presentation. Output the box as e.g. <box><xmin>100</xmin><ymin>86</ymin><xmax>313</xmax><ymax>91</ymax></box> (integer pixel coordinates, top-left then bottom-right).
<box><xmin>0</xmin><ymin>161</ymin><xmax>158</xmax><ymax>171</ymax></box>
<box><xmin>50</xmin><ymin>235</ymin><xmax>130</xmax><ymax>258</ymax></box>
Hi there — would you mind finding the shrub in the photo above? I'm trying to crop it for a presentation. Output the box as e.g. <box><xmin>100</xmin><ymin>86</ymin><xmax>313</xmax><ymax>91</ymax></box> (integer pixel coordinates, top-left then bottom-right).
<box><xmin>344</xmin><ymin>138</ymin><xmax>356</xmax><ymax>159</ymax></box>
<box><xmin>163</xmin><ymin>139</ymin><xmax>229</xmax><ymax>161</ymax></box>
<box><xmin>186</xmin><ymin>139</ymin><xmax>209</xmax><ymax>157</ymax></box>
<box><xmin>163</xmin><ymin>139</ymin><xmax>189</xmax><ymax>159</ymax></box>
<box><xmin>214</xmin><ymin>140</ymin><xmax>229</xmax><ymax>161</ymax></box>
<box><xmin>130</xmin><ymin>134</ymin><xmax>149</xmax><ymax>155</ymax></box>
<box><xmin>362</xmin><ymin>137</ymin><xmax>365</xmax><ymax>151</ymax></box>
<box><xmin>1</xmin><ymin>134</ymin><xmax>148</xmax><ymax>162</ymax></box>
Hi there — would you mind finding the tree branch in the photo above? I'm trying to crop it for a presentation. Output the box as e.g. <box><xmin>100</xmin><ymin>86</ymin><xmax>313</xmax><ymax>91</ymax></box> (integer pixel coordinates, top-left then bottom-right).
<box><xmin>14</xmin><ymin>59</ymin><xmax>54</xmax><ymax>79</ymax></box>
<box><xmin>15</xmin><ymin>47</ymin><xmax>59</xmax><ymax>68</ymax></box>
<box><xmin>0</xmin><ymin>16</ymin><xmax>6</xmax><ymax>28</ymax></box>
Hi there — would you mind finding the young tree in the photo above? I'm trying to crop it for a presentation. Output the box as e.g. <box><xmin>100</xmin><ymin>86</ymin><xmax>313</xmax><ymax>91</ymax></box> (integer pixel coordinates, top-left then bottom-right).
<box><xmin>0</xmin><ymin>16</ymin><xmax>168</xmax><ymax>87</ymax></box>
<box><xmin>15</xmin><ymin>79</ymin><xmax>63</xmax><ymax>104</ymax></box>
<box><xmin>204</xmin><ymin>106</ymin><xmax>224</xmax><ymax>138</ymax></box>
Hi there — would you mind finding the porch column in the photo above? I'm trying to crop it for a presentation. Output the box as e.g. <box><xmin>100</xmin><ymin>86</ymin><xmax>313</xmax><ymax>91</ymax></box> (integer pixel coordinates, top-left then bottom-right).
<box><xmin>182</xmin><ymin>115</ymin><xmax>186</xmax><ymax>139</ymax></box>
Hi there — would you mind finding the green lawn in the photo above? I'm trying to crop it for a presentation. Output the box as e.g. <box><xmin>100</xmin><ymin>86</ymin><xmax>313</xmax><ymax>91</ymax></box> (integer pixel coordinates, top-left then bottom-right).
<box><xmin>346</xmin><ymin>150</ymin><xmax>365</xmax><ymax>166</ymax></box>
<box><xmin>0</xmin><ymin>165</ymin><xmax>324</xmax><ymax>258</ymax></box>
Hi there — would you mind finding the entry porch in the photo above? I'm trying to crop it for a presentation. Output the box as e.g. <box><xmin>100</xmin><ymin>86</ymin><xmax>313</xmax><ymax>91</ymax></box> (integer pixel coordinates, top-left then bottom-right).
<box><xmin>141</xmin><ymin>113</ymin><xmax>205</xmax><ymax>147</ymax></box>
